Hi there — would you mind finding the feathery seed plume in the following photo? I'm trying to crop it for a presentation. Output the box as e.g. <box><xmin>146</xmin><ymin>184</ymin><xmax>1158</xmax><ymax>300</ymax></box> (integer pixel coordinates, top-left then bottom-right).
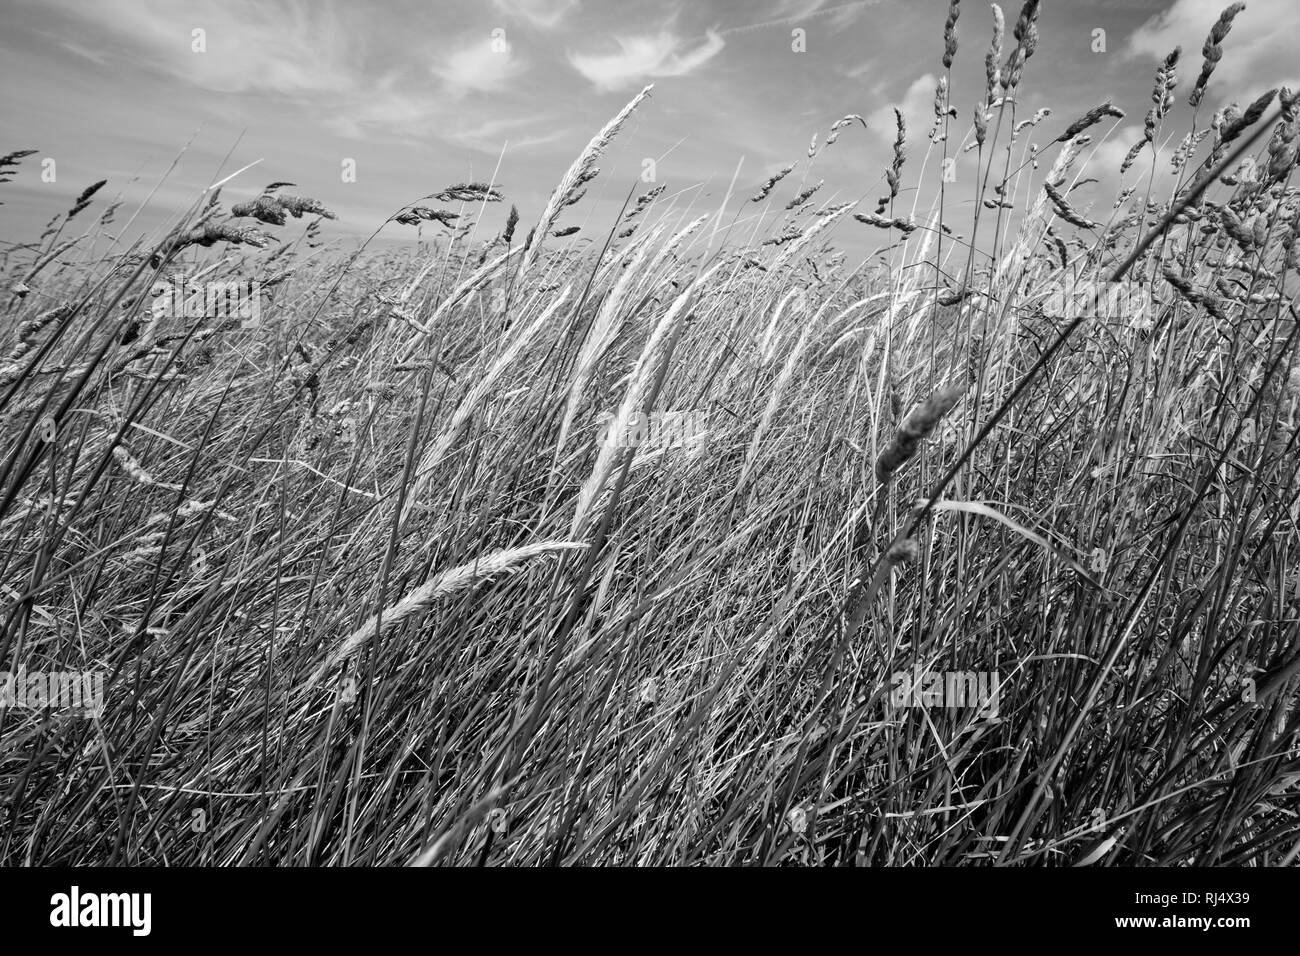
<box><xmin>308</xmin><ymin>542</ymin><xmax>589</xmax><ymax>690</ymax></box>
<box><xmin>518</xmin><ymin>84</ymin><xmax>652</xmax><ymax>284</ymax></box>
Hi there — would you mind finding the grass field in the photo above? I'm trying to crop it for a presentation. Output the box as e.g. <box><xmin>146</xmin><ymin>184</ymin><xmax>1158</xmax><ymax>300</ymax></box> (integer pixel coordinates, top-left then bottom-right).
<box><xmin>3</xmin><ymin>0</ymin><xmax>1300</xmax><ymax>865</ymax></box>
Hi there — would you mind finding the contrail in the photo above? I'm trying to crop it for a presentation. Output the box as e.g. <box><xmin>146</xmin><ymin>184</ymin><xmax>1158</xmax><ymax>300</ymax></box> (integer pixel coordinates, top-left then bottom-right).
<box><xmin>712</xmin><ymin>1</ymin><xmax>879</xmax><ymax>39</ymax></box>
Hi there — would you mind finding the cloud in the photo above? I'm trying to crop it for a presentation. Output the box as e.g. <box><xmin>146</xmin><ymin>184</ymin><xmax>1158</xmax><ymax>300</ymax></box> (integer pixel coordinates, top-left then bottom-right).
<box><xmin>491</xmin><ymin>0</ymin><xmax>579</xmax><ymax>30</ymax></box>
<box><xmin>433</xmin><ymin>34</ymin><xmax>526</xmax><ymax>93</ymax></box>
<box><xmin>1087</xmin><ymin>124</ymin><xmax>1146</xmax><ymax>181</ymax></box>
<box><xmin>325</xmin><ymin>87</ymin><xmax>437</xmax><ymax>139</ymax></box>
<box><xmin>867</xmin><ymin>73</ymin><xmax>939</xmax><ymax>144</ymax></box>
<box><xmin>1055</xmin><ymin>126</ymin><xmax>1188</xmax><ymax>209</ymax></box>
<box><xmin>35</xmin><ymin>0</ymin><xmax>533</xmax><ymax>141</ymax></box>
<box><xmin>569</xmin><ymin>30</ymin><xmax>724</xmax><ymax>92</ymax></box>
<box><xmin>35</xmin><ymin>0</ymin><xmax>363</xmax><ymax>95</ymax></box>
<box><xmin>845</xmin><ymin>60</ymin><xmax>874</xmax><ymax>80</ymax></box>
<box><xmin>56</xmin><ymin>38</ymin><xmax>112</xmax><ymax>66</ymax></box>
<box><xmin>438</xmin><ymin>116</ymin><xmax>569</xmax><ymax>153</ymax></box>
<box><xmin>1128</xmin><ymin>0</ymin><xmax>1300</xmax><ymax>106</ymax></box>
<box><xmin>767</xmin><ymin>0</ymin><xmax>870</xmax><ymax>31</ymax></box>
<box><xmin>770</xmin><ymin>0</ymin><xmax>833</xmax><ymax>20</ymax></box>
<box><xmin>327</xmin><ymin>81</ymin><xmax>566</xmax><ymax>155</ymax></box>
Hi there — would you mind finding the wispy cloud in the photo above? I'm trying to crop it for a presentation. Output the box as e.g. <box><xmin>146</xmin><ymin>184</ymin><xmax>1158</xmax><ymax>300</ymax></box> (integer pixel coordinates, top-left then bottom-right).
<box><xmin>37</xmin><ymin>0</ymin><xmax>364</xmax><ymax>95</ymax></box>
<box><xmin>721</xmin><ymin>0</ymin><xmax>871</xmax><ymax>37</ymax></box>
<box><xmin>324</xmin><ymin>79</ymin><xmax>565</xmax><ymax>156</ymax></box>
<box><xmin>569</xmin><ymin>29</ymin><xmax>725</xmax><ymax>92</ymax></box>
<box><xmin>432</xmin><ymin>34</ymin><xmax>527</xmax><ymax>94</ymax></box>
<box><xmin>440</xmin><ymin>116</ymin><xmax>570</xmax><ymax>153</ymax></box>
<box><xmin>769</xmin><ymin>0</ymin><xmax>869</xmax><ymax>31</ymax></box>
<box><xmin>845</xmin><ymin>59</ymin><xmax>875</xmax><ymax>80</ymax></box>
<box><xmin>491</xmin><ymin>0</ymin><xmax>580</xmax><ymax>30</ymax></box>
<box><xmin>2</xmin><ymin>0</ymin><xmax>1216</xmax><ymax>250</ymax></box>
<box><xmin>54</xmin><ymin>37</ymin><xmax>112</xmax><ymax>66</ymax></box>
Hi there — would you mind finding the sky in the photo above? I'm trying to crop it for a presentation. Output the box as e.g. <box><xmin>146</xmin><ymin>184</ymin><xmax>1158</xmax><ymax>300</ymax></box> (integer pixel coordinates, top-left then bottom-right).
<box><xmin>2</xmin><ymin>0</ymin><xmax>1298</xmax><ymax>257</ymax></box>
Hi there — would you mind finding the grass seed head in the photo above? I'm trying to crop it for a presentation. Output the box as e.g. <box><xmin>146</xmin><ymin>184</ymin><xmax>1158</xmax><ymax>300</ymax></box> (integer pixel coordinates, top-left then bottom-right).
<box><xmin>875</xmin><ymin>382</ymin><xmax>966</xmax><ymax>483</ymax></box>
<box><xmin>1189</xmin><ymin>2</ymin><xmax>1247</xmax><ymax>107</ymax></box>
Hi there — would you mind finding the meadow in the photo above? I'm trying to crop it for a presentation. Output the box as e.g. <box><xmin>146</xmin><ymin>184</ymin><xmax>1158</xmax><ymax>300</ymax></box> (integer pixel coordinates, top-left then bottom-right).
<box><xmin>2</xmin><ymin>0</ymin><xmax>1299</xmax><ymax>865</ymax></box>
